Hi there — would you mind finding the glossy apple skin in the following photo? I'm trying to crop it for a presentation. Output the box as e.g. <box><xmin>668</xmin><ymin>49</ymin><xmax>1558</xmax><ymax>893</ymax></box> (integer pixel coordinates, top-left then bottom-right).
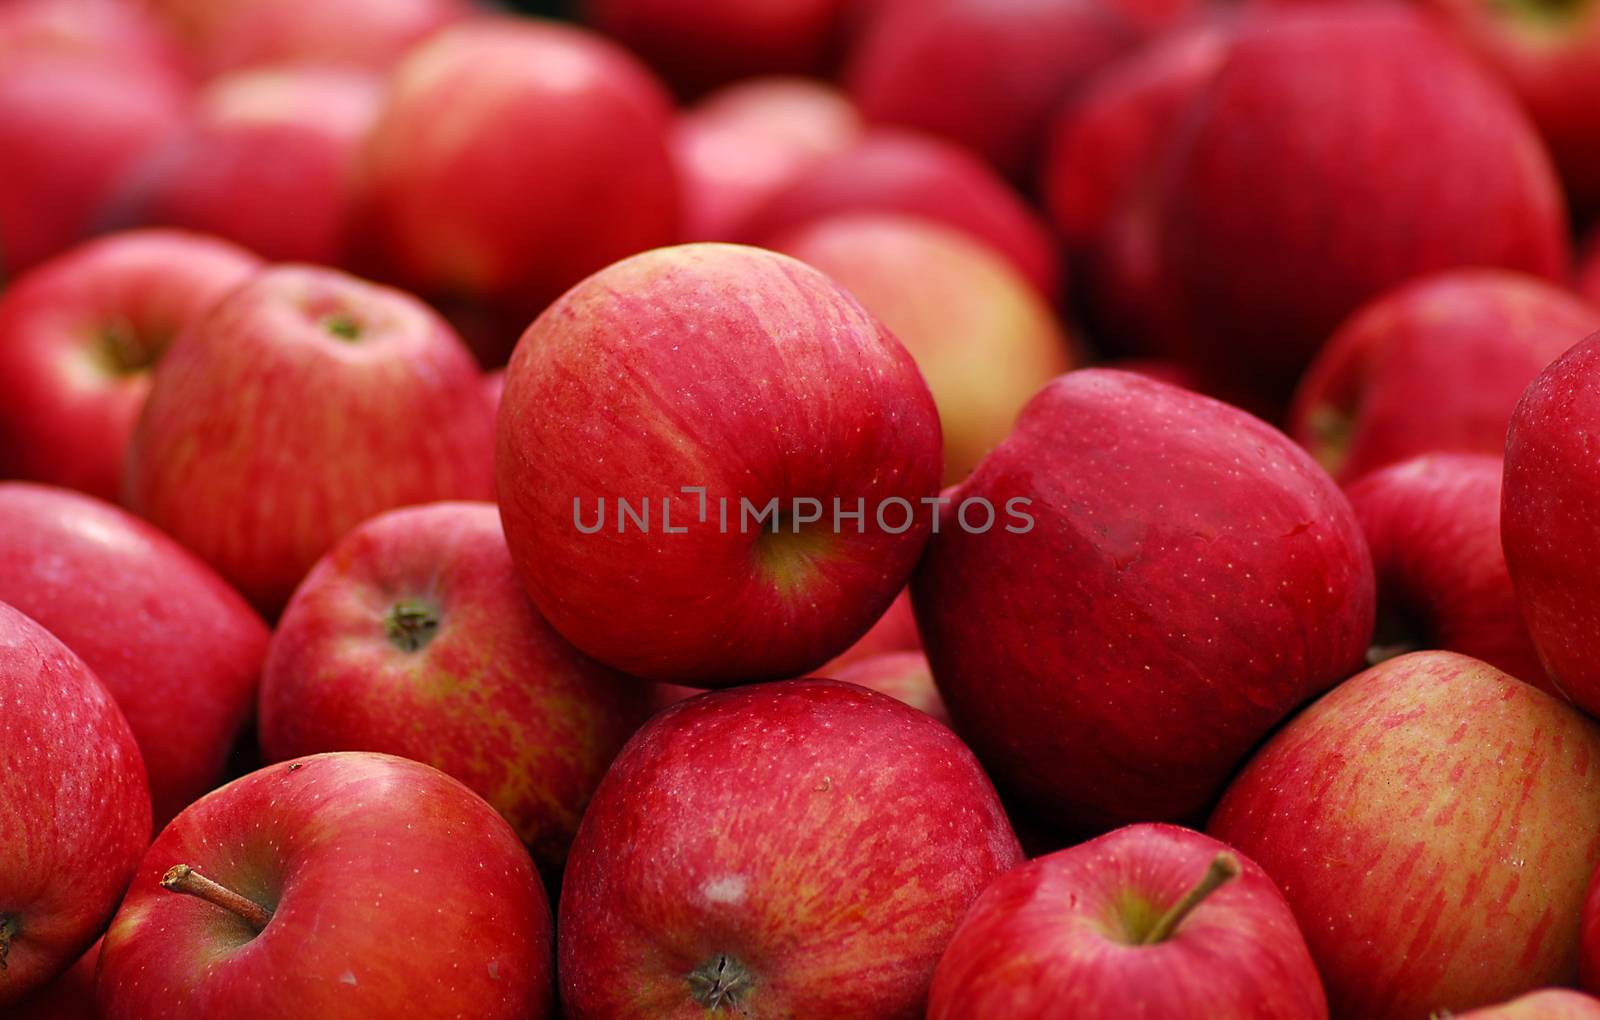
<box><xmin>1157</xmin><ymin>6</ymin><xmax>1569</xmax><ymax>398</ymax></box>
<box><xmin>846</xmin><ymin>0</ymin><xmax>1196</xmax><ymax>180</ymax></box>
<box><xmin>739</xmin><ymin>129</ymin><xmax>1061</xmax><ymax>301</ymax></box>
<box><xmin>0</xmin><ymin>230</ymin><xmax>260</xmax><ymax>501</ymax></box>
<box><xmin>772</xmin><ymin>213</ymin><xmax>1074</xmax><ymax>483</ymax></box>
<box><xmin>125</xmin><ymin>265</ymin><xmax>495</xmax><ymax>615</ymax></box>
<box><xmin>914</xmin><ymin>369</ymin><xmax>1373</xmax><ymax>831</ymax></box>
<box><xmin>12</xmin><ymin>939</ymin><xmax>98</xmax><ymax>1020</ymax></box>
<box><xmin>260</xmin><ymin>502</ymin><xmax>651</xmax><ymax>871</ymax></box>
<box><xmin>929</xmin><ymin>824</ymin><xmax>1326</xmax><ymax>1019</ymax></box>
<box><xmin>558</xmin><ymin>679</ymin><xmax>1023</xmax><ymax>1019</ymax></box>
<box><xmin>1210</xmin><ymin>651</ymin><xmax>1600</xmax><ymax>1019</ymax></box>
<box><xmin>121</xmin><ymin>67</ymin><xmax>381</xmax><ymax>265</ymax></box>
<box><xmin>825</xmin><ymin>651</ymin><xmax>948</xmax><ymax>726</ymax></box>
<box><xmin>0</xmin><ymin>603</ymin><xmax>151</xmax><ymax>1008</ymax></box>
<box><xmin>1290</xmin><ymin>270</ymin><xmax>1599</xmax><ymax>484</ymax></box>
<box><xmin>97</xmin><ymin>752</ymin><xmax>552</xmax><ymax>1020</ymax></box>
<box><xmin>356</xmin><ymin>18</ymin><xmax>678</xmax><ymax>325</ymax></box>
<box><xmin>1457</xmin><ymin>990</ymin><xmax>1600</xmax><ymax>1020</ymax></box>
<box><xmin>496</xmin><ymin>243</ymin><xmax>942</xmax><ymax>685</ymax></box>
<box><xmin>1346</xmin><ymin>455</ymin><xmax>1548</xmax><ymax>693</ymax></box>
<box><xmin>1503</xmin><ymin>332</ymin><xmax>1600</xmax><ymax>716</ymax></box>
<box><xmin>673</xmin><ymin>76</ymin><xmax>861</xmax><ymax>242</ymax></box>
<box><xmin>0</xmin><ymin>483</ymin><xmax>268</xmax><ymax>826</ymax></box>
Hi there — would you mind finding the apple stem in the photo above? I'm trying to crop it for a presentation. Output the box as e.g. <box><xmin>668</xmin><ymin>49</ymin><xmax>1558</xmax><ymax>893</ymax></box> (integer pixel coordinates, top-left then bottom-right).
<box><xmin>0</xmin><ymin>914</ymin><xmax>17</xmax><ymax>970</ymax></box>
<box><xmin>160</xmin><ymin>865</ymin><xmax>273</xmax><ymax>932</ymax></box>
<box><xmin>1140</xmin><ymin>852</ymin><xmax>1241</xmax><ymax>944</ymax></box>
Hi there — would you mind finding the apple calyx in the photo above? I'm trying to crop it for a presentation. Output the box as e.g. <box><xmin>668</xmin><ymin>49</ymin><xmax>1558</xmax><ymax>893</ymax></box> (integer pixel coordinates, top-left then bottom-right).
<box><xmin>0</xmin><ymin>914</ymin><xmax>17</xmax><ymax>970</ymax></box>
<box><xmin>384</xmin><ymin>599</ymin><xmax>440</xmax><ymax>652</ymax></box>
<box><xmin>323</xmin><ymin>314</ymin><xmax>364</xmax><ymax>341</ymax></box>
<box><xmin>96</xmin><ymin>317</ymin><xmax>162</xmax><ymax>375</ymax></box>
<box><xmin>160</xmin><ymin>865</ymin><xmax>274</xmax><ymax>932</ymax></box>
<box><xmin>1139</xmin><ymin>852</ymin><xmax>1241</xmax><ymax>945</ymax></box>
<box><xmin>688</xmin><ymin>952</ymin><xmax>754</xmax><ymax>1011</ymax></box>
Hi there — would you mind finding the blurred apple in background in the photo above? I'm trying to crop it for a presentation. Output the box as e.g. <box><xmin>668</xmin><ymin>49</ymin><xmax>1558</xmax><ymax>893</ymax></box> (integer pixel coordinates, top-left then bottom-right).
<box><xmin>673</xmin><ymin>76</ymin><xmax>861</xmax><ymax>242</ymax></box>
<box><xmin>0</xmin><ymin>483</ymin><xmax>268</xmax><ymax>826</ymax></box>
<box><xmin>125</xmin><ymin>265</ymin><xmax>495</xmax><ymax>615</ymax></box>
<box><xmin>1455</xmin><ymin>991</ymin><xmax>1600</xmax><ymax>1020</ymax></box>
<box><xmin>815</xmin><ymin>587</ymin><xmax>919</xmax><ymax>673</ymax></box>
<box><xmin>1581</xmin><ymin>228</ymin><xmax>1600</xmax><ymax>308</ymax></box>
<box><xmin>773</xmin><ymin>212</ymin><xmax>1074</xmax><ymax>482</ymax></box>
<box><xmin>825</xmin><ymin>651</ymin><xmax>948</xmax><ymax>725</ymax></box>
<box><xmin>915</xmin><ymin>370</ymin><xmax>1373</xmax><ymax>833</ymax></box>
<box><xmin>1211</xmin><ymin>651</ymin><xmax>1600</xmax><ymax>1019</ymax></box>
<box><xmin>0</xmin><ymin>603</ymin><xmax>150</xmax><ymax>1008</ymax></box>
<box><xmin>1290</xmin><ymin>270</ymin><xmax>1598</xmax><ymax>485</ymax></box>
<box><xmin>559</xmin><ymin>680</ymin><xmax>1022</xmax><ymax>1018</ymax></box>
<box><xmin>12</xmin><ymin>941</ymin><xmax>98</xmax><ymax>1020</ymax></box>
<box><xmin>97</xmin><ymin>752</ymin><xmax>553</xmax><ymax>1020</ymax></box>
<box><xmin>0</xmin><ymin>0</ymin><xmax>186</xmax><ymax>87</ymax></box>
<box><xmin>260</xmin><ymin>502</ymin><xmax>651</xmax><ymax>871</ymax></box>
<box><xmin>0</xmin><ymin>230</ymin><xmax>260</xmax><ymax>501</ymax></box>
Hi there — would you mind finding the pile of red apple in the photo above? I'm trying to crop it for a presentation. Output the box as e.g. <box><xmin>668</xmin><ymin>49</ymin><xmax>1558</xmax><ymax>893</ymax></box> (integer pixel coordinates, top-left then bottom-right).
<box><xmin>11</xmin><ymin>0</ymin><xmax>1600</xmax><ymax>1018</ymax></box>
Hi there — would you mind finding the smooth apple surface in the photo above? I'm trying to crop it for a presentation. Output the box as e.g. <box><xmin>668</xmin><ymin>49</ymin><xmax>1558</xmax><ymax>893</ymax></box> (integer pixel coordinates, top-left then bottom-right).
<box><xmin>558</xmin><ymin>679</ymin><xmax>1022</xmax><ymax>1019</ymax></box>
<box><xmin>124</xmin><ymin>265</ymin><xmax>495</xmax><ymax>614</ymax></box>
<box><xmin>1457</xmin><ymin>990</ymin><xmax>1600</xmax><ymax>1019</ymax></box>
<box><xmin>96</xmin><ymin>752</ymin><xmax>551</xmax><ymax>1020</ymax></box>
<box><xmin>928</xmin><ymin>823</ymin><xmax>1326</xmax><ymax>1019</ymax></box>
<box><xmin>1290</xmin><ymin>270</ymin><xmax>1598</xmax><ymax>484</ymax></box>
<box><xmin>11</xmin><ymin>939</ymin><xmax>98</xmax><ymax>1020</ymax></box>
<box><xmin>496</xmin><ymin>243</ymin><xmax>942</xmax><ymax>685</ymax></box>
<box><xmin>824</xmin><ymin>651</ymin><xmax>948</xmax><ymax>725</ymax></box>
<box><xmin>1157</xmin><ymin>5</ymin><xmax>1569</xmax><ymax>397</ymax></box>
<box><xmin>0</xmin><ymin>603</ymin><xmax>151</xmax><ymax>1008</ymax></box>
<box><xmin>0</xmin><ymin>0</ymin><xmax>186</xmax><ymax>89</ymax></box>
<box><xmin>914</xmin><ymin>369</ymin><xmax>1373</xmax><ymax>830</ymax></box>
<box><xmin>0</xmin><ymin>229</ymin><xmax>260</xmax><ymax>501</ymax></box>
<box><xmin>1581</xmin><ymin>228</ymin><xmax>1600</xmax><ymax>309</ymax></box>
<box><xmin>0</xmin><ymin>483</ymin><xmax>268</xmax><ymax>826</ymax></box>
<box><xmin>260</xmin><ymin>501</ymin><xmax>652</xmax><ymax>870</ymax></box>
<box><xmin>772</xmin><ymin>212</ymin><xmax>1074</xmax><ymax>483</ymax></box>
<box><xmin>1210</xmin><ymin>651</ymin><xmax>1600</xmax><ymax>1019</ymax></box>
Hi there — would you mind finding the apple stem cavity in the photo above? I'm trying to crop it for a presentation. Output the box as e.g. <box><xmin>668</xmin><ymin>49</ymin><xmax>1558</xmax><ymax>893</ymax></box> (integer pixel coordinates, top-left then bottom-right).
<box><xmin>0</xmin><ymin>914</ymin><xmax>17</xmax><ymax>970</ymax></box>
<box><xmin>160</xmin><ymin>865</ymin><xmax>273</xmax><ymax>932</ymax></box>
<box><xmin>323</xmin><ymin>313</ymin><xmax>363</xmax><ymax>341</ymax></box>
<box><xmin>384</xmin><ymin>599</ymin><xmax>440</xmax><ymax>652</ymax></box>
<box><xmin>1140</xmin><ymin>852</ymin><xmax>1241</xmax><ymax>945</ymax></box>
<box><xmin>688</xmin><ymin>952</ymin><xmax>754</xmax><ymax>1011</ymax></box>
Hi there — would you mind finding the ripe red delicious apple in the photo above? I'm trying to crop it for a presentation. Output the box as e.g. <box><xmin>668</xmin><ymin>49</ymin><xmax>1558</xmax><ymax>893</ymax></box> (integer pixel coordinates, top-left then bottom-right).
<box><xmin>496</xmin><ymin>243</ymin><xmax>942</xmax><ymax>685</ymax></box>
<box><xmin>125</xmin><ymin>265</ymin><xmax>495</xmax><ymax>614</ymax></box>
<box><xmin>260</xmin><ymin>501</ymin><xmax>652</xmax><ymax>870</ymax></box>
<box><xmin>673</xmin><ymin>76</ymin><xmax>861</xmax><ymax>242</ymax></box>
<box><xmin>12</xmin><ymin>941</ymin><xmax>98</xmax><ymax>1020</ymax></box>
<box><xmin>914</xmin><ymin>369</ymin><xmax>1373</xmax><ymax>830</ymax></box>
<box><xmin>118</xmin><ymin>67</ymin><xmax>381</xmax><ymax>265</ymax></box>
<box><xmin>738</xmin><ymin>128</ymin><xmax>1062</xmax><ymax>300</ymax></box>
<box><xmin>1210</xmin><ymin>651</ymin><xmax>1600</xmax><ymax>1019</ymax></box>
<box><xmin>1456</xmin><ymin>991</ymin><xmax>1600</xmax><ymax>1020</ymax></box>
<box><xmin>1290</xmin><ymin>270</ymin><xmax>1599</xmax><ymax>484</ymax></box>
<box><xmin>0</xmin><ymin>230</ymin><xmax>260</xmax><ymax>501</ymax></box>
<box><xmin>0</xmin><ymin>482</ymin><xmax>268</xmax><ymax>826</ymax></box>
<box><xmin>356</xmin><ymin>18</ymin><xmax>679</xmax><ymax>328</ymax></box>
<box><xmin>816</xmin><ymin>587</ymin><xmax>920</xmax><ymax>673</ymax></box>
<box><xmin>928</xmin><ymin>823</ymin><xmax>1327</xmax><ymax>1019</ymax></box>
<box><xmin>1504</xmin><ymin>331</ymin><xmax>1600</xmax><ymax>717</ymax></box>
<box><xmin>0</xmin><ymin>603</ymin><xmax>151</xmax><ymax>1008</ymax></box>
<box><xmin>582</xmin><ymin>0</ymin><xmax>850</xmax><ymax>94</ymax></box>
<box><xmin>825</xmin><ymin>651</ymin><xmax>948</xmax><ymax>726</ymax></box>
<box><xmin>96</xmin><ymin>752</ymin><xmax>552</xmax><ymax>1020</ymax></box>
<box><xmin>1345</xmin><ymin>455</ymin><xmax>1548</xmax><ymax>693</ymax></box>
<box><xmin>772</xmin><ymin>213</ymin><xmax>1074</xmax><ymax>482</ymax></box>
<box><xmin>1156</xmin><ymin>5</ymin><xmax>1569</xmax><ymax>398</ymax></box>
<box><xmin>846</xmin><ymin>0</ymin><xmax>1197</xmax><ymax>180</ymax></box>
<box><xmin>558</xmin><ymin>679</ymin><xmax>1022</xmax><ymax>1018</ymax></box>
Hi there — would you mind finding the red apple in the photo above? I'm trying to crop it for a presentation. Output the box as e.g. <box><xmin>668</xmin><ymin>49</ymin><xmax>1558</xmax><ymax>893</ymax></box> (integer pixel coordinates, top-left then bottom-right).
<box><xmin>558</xmin><ymin>679</ymin><xmax>1023</xmax><ymax>1018</ymax></box>
<box><xmin>0</xmin><ymin>602</ymin><xmax>151</xmax><ymax>1008</ymax></box>
<box><xmin>738</xmin><ymin>128</ymin><xmax>1062</xmax><ymax>300</ymax></box>
<box><xmin>582</xmin><ymin>0</ymin><xmax>850</xmax><ymax>95</ymax></box>
<box><xmin>1504</xmin><ymin>330</ymin><xmax>1600</xmax><ymax>717</ymax></box>
<box><xmin>1156</xmin><ymin>5</ymin><xmax>1569</xmax><ymax>398</ymax></box>
<box><xmin>928</xmin><ymin>823</ymin><xmax>1327</xmax><ymax>1019</ymax></box>
<box><xmin>96</xmin><ymin>752</ymin><xmax>552</xmax><ymax>1020</ymax></box>
<box><xmin>772</xmin><ymin>212</ymin><xmax>1075</xmax><ymax>482</ymax></box>
<box><xmin>124</xmin><ymin>265</ymin><xmax>495</xmax><ymax>614</ymax></box>
<box><xmin>1345</xmin><ymin>455</ymin><xmax>1548</xmax><ymax>693</ymax></box>
<box><xmin>496</xmin><ymin>243</ymin><xmax>942</xmax><ymax>685</ymax></box>
<box><xmin>0</xmin><ymin>0</ymin><xmax>186</xmax><ymax>88</ymax></box>
<box><xmin>673</xmin><ymin>76</ymin><xmax>861</xmax><ymax>242</ymax></box>
<box><xmin>845</xmin><ymin>0</ymin><xmax>1198</xmax><ymax>180</ymax></box>
<box><xmin>1289</xmin><ymin>270</ymin><xmax>1598</xmax><ymax>484</ymax></box>
<box><xmin>1456</xmin><ymin>991</ymin><xmax>1600</xmax><ymax>1019</ymax></box>
<box><xmin>0</xmin><ymin>229</ymin><xmax>260</xmax><ymax>501</ymax></box>
<box><xmin>913</xmin><ymin>369</ymin><xmax>1373</xmax><ymax>830</ymax></box>
<box><xmin>12</xmin><ymin>940</ymin><xmax>98</xmax><ymax>1020</ymax></box>
<box><xmin>355</xmin><ymin>18</ymin><xmax>679</xmax><ymax>330</ymax></box>
<box><xmin>1210</xmin><ymin>651</ymin><xmax>1600</xmax><ymax>1019</ymax></box>
<box><xmin>816</xmin><ymin>587</ymin><xmax>920</xmax><ymax>673</ymax></box>
<box><xmin>824</xmin><ymin>650</ymin><xmax>948</xmax><ymax>725</ymax></box>
<box><xmin>118</xmin><ymin>67</ymin><xmax>382</xmax><ymax>265</ymax></box>
<box><xmin>259</xmin><ymin>501</ymin><xmax>652</xmax><ymax>870</ymax></box>
<box><xmin>0</xmin><ymin>482</ymin><xmax>268</xmax><ymax>826</ymax></box>
<box><xmin>1580</xmin><ymin>227</ymin><xmax>1600</xmax><ymax>309</ymax></box>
